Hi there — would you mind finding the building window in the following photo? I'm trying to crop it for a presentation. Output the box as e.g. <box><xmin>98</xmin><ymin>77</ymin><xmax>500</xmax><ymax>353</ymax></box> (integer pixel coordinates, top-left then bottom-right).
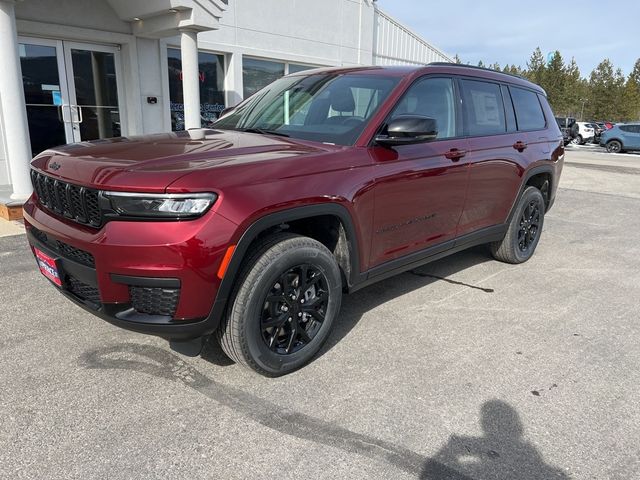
<box><xmin>288</xmin><ymin>63</ymin><xmax>314</xmax><ymax>74</ymax></box>
<box><xmin>242</xmin><ymin>57</ymin><xmax>285</xmax><ymax>98</ymax></box>
<box><xmin>167</xmin><ymin>48</ymin><xmax>225</xmax><ymax>131</ymax></box>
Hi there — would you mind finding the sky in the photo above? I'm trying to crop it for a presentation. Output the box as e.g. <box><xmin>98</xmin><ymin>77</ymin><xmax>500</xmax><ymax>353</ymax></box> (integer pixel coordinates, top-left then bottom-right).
<box><xmin>376</xmin><ymin>0</ymin><xmax>640</xmax><ymax>77</ymax></box>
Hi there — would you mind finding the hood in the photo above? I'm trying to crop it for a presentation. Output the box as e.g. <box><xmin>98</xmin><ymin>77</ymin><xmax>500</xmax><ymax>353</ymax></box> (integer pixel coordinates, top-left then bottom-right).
<box><xmin>31</xmin><ymin>129</ymin><xmax>335</xmax><ymax>192</ymax></box>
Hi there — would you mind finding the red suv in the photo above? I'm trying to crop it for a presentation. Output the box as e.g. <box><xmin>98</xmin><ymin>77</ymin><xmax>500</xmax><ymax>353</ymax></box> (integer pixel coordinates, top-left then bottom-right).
<box><xmin>24</xmin><ymin>64</ymin><xmax>564</xmax><ymax>376</ymax></box>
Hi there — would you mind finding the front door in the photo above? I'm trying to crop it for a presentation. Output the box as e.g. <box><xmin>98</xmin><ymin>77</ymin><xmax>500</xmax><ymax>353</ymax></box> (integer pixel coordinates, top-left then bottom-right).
<box><xmin>19</xmin><ymin>37</ymin><xmax>124</xmax><ymax>157</ymax></box>
<box><xmin>369</xmin><ymin>76</ymin><xmax>469</xmax><ymax>268</ymax></box>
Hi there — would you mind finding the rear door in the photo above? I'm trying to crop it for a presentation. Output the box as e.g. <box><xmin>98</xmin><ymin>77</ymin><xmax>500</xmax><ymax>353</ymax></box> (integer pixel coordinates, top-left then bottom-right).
<box><xmin>622</xmin><ymin>125</ymin><xmax>640</xmax><ymax>149</ymax></box>
<box><xmin>369</xmin><ymin>76</ymin><xmax>470</xmax><ymax>267</ymax></box>
<box><xmin>456</xmin><ymin>79</ymin><xmax>527</xmax><ymax>235</ymax></box>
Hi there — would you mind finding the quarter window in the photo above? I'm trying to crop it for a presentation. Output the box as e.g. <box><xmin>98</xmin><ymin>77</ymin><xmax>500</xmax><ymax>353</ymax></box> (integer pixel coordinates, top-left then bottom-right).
<box><xmin>510</xmin><ymin>87</ymin><xmax>546</xmax><ymax>131</ymax></box>
<box><xmin>460</xmin><ymin>80</ymin><xmax>506</xmax><ymax>136</ymax></box>
<box><xmin>390</xmin><ymin>77</ymin><xmax>457</xmax><ymax>139</ymax></box>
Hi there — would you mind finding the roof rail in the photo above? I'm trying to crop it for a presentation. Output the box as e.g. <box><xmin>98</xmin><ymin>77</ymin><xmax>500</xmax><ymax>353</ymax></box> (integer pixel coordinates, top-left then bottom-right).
<box><xmin>427</xmin><ymin>62</ymin><xmax>527</xmax><ymax>81</ymax></box>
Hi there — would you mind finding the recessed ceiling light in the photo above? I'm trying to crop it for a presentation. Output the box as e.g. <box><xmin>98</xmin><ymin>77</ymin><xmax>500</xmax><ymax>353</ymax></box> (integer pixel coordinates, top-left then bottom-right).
<box><xmin>169</xmin><ymin>8</ymin><xmax>178</xmax><ymax>13</ymax></box>
<box><xmin>133</xmin><ymin>17</ymin><xmax>141</xmax><ymax>21</ymax></box>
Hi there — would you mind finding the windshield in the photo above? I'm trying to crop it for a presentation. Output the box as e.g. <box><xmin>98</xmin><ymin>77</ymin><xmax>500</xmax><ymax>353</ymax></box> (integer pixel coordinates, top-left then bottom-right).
<box><xmin>213</xmin><ymin>73</ymin><xmax>400</xmax><ymax>146</ymax></box>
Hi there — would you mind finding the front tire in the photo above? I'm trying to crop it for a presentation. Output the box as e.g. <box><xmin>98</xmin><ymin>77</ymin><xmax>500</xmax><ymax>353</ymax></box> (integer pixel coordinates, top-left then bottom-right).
<box><xmin>491</xmin><ymin>186</ymin><xmax>545</xmax><ymax>264</ymax></box>
<box><xmin>217</xmin><ymin>233</ymin><xmax>342</xmax><ymax>376</ymax></box>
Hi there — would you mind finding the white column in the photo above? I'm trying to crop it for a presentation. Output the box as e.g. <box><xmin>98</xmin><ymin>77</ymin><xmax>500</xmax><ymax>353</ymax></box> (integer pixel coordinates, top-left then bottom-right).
<box><xmin>0</xmin><ymin>0</ymin><xmax>32</xmax><ymax>200</ymax></box>
<box><xmin>180</xmin><ymin>29</ymin><xmax>200</xmax><ymax>130</ymax></box>
<box><xmin>224</xmin><ymin>51</ymin><xmax>244</xmax><ymax>107</ymax></box>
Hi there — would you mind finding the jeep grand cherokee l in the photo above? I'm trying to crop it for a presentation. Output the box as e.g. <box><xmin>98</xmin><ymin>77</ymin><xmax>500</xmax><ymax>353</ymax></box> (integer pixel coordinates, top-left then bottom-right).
<box><xmin>24</xmin><ymin>64</ymin><xmax>564</xmax><ymax>376</ymax></box>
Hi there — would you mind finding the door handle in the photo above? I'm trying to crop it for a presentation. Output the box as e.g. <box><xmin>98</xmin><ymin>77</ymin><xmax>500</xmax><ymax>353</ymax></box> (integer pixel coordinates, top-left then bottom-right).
<box><xmin>444</xmin><ymin>148</ymin><xmax>467</xmax><ymax>161</ymax></box>
<box><xmin>70</xmin><ymin>105</ymin><xmax>84</xmax><ymax>124</ymax></box>
<box><xmin>59</xmin><ymin>104</ymin><xmax>72</xmax><ymax>123</ymax></box>
<box><xmin>513</xmin><ymin>141</ymin><xmax>528</xmax><ymax>152</ymax></box>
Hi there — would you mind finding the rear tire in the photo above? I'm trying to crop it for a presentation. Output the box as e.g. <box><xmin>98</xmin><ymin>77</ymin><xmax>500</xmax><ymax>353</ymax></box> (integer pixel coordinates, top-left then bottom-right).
<box><xmin>606</xmin><ymin>140</ymin><xmax>622</xmax><ymax>153</ymax></box>
<box><xmin>217</xmin><ymin>233</ymin><xmax>342</xmax><ymax>376</ymax></box>
<box><xmin>491</xmin><ymin>186</ymin><xmax>545</xmax><ymax>264</ymax></box>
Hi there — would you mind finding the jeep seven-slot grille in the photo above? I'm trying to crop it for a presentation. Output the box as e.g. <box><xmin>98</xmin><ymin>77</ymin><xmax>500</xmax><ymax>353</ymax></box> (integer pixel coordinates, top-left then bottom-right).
<box><xmin>31</xmin><ymin>170</ymin><xmax>102</xmax><ymax>227</ymax></box>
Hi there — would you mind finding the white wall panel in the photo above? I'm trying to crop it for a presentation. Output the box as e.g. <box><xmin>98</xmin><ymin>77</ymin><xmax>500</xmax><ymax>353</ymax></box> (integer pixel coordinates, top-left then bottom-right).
<box><xmin>373</xmin><ymin>8</ymin><xmax>451</xmax><ymax>65</ymax></box>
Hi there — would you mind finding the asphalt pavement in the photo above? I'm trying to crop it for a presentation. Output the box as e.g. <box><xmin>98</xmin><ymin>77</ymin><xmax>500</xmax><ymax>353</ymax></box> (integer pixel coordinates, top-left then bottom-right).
<box><xmin>1</xmin><ymin>147</ymin><xmax>639</xmax><ymax>479</ymax></box>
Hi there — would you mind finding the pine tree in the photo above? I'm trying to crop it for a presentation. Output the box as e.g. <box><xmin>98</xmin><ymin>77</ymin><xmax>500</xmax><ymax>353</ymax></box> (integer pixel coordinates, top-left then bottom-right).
<box><xmin>563</xmin><ymin>58</ymin><xmax>583</xmax><ymax>117</ymax></box>
<box><xmin>543</xmin><ymin>51</ymin><xmax>565</xmax><ymax>114</ymax></box>
<box><xmin>612</xmin><ymin>68</ymin><xmax>627</xmax><ymax>121</ymax></box>
<box><xmin>453</xmin><ymin>54</ymin><xmax>463</xmax><ymax>64</ymax></box>
<box><xmin>525</xmin><ymin>47</ymin><xmax>546</xmax><ymax>85</ymax></box>
<box><xmin>588</xmin><ymin>59</ymin><xmax>621</xmax><ymax>120</ymax></box>
<box><xmin>621</xmin><ymin>59</ymin><xmax>640</xmax><ymax>120</ymax></box>
<box><xmin>499</xmin><ymin>64</ymin><xmax>524</xmax><ymax>76</ymax></box>
<box><xmin>477</xmin><ymin>60</ymin><xmax>485</xmax><ymax>68</ymax></box>
<box><xmin>490</xmin><ymin>62</ymin><xmax>501</xmax><ymax>72</ymax></box>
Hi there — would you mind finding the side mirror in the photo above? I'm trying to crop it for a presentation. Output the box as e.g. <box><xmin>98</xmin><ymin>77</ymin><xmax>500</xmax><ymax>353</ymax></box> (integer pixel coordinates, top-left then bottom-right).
<box><xmin>375</xmin><ymin>115</ymin><xmax>438</xmax><ymax>146</ymax></box>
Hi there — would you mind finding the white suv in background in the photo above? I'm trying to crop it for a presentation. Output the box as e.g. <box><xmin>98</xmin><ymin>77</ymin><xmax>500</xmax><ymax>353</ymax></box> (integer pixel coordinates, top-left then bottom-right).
<box><xmin>571</xmin><ymin>122</ymin><xmax>595</xmax><ymax>145</ymax></box>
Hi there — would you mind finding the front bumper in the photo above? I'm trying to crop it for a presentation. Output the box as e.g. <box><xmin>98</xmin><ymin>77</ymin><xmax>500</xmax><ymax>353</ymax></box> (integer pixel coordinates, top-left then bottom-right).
<box><xmin>23</xmin><ymin>196</ymin><xmax>238</xmax><ymax>340</ymax></box>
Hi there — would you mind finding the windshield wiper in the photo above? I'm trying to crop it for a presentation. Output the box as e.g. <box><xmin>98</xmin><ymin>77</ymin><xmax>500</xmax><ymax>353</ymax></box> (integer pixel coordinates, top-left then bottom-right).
<box><xmin>239</xmin><ymin>127</ymin><xmax>290</xmax><ymax>137</ymax></box>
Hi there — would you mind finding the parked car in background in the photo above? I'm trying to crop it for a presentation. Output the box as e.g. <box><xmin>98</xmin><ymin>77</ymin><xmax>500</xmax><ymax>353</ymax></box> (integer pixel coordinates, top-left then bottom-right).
<box><xmin>600</xmin><ymin>123</ymin><xmax>640</xmax><ymax>153</ymax></box>
<box><xmin>571</xmin><ymin>121</ymin><xmax>595</xmax><ymax>145</ymax></box>
<box><xmin>555</xmin><ymin>116</ymin><xmax>575</xmax><ymax>146</ymax></box>
<box><xmin>588</xmin><ymin>122</ymin><xmax>606</xmax><ymax>143</ymax></box>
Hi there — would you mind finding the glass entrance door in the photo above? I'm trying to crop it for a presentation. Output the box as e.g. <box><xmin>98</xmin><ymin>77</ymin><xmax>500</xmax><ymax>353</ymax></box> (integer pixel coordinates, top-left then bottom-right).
<box><xmin>63</xmin><ymin>42</ymin><xmax>123</xmax><ymax>143</ymax></box>
<box><xmin>18</xmin><ymin>38</ymin><xmax>124</xmax><ymax>156</ymax></box>
<box><xmin>18</xmin><ymin>38</ymin><xmax>73</xmax><ymax>156</ymax></box>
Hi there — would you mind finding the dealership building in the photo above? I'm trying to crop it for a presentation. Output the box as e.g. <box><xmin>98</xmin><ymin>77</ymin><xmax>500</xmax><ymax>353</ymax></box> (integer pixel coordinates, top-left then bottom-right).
<box><xmin>0</xmin><ymin>0</ymin><xmax>450</xmax><ymax>218</ymax></box>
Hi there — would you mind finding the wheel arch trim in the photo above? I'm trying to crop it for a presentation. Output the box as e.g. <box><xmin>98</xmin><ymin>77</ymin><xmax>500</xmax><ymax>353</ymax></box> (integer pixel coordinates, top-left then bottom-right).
<box><xmin>204</xmin><ymin>203</ymin><xmax>363</xmax><ymax>332</ymax></box>
<box><xmin>506</xmin><ymin>164</ymin><xmax>555</xmax><ymax>224</ymax></box>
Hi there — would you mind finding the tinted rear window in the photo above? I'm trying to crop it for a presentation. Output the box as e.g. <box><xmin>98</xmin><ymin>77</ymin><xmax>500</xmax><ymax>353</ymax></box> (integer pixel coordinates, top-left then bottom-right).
<box><xmin>510</xmin><ymin>87</ymin><xmax>546</xmax><ymax>131</ymax></box>
<box><xmin>460</xmin><ymin>80</ymin><xmax>506</xmax><ymax>136</ymax></box>
<box><xmin>620</xmin><ymin>125</ymin><xmax>640</xmax><ymax>133</ymax></box>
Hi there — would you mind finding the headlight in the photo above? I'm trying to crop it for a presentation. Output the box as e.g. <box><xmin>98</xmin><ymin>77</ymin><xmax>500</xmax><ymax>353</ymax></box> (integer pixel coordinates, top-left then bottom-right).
<box><xmin>104</xmin><ymin>192</ymin><xmax>217</xmax><ymax>218</ymax></box>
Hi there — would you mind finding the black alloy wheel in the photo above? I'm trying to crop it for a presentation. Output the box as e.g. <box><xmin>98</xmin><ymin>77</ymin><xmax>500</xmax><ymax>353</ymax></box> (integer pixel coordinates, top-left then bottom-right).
<box><xmin>491</xmin><ymin>186</ymin><xmax>546</xmax><ymax>264</ymax></box>
<box><xmin>217</xmin><ymin>233</ymin><xmax>342</xmax><ymax>376</ymax></box>
<box><xmin>260</xmin><ymin>264</ymin><xmax>329</xmax><ymax>355</ymax></box>
<box><xmin>517</xmin><ymin>198</ymin><xmax>542</xmax><ymax>254</ymax></box>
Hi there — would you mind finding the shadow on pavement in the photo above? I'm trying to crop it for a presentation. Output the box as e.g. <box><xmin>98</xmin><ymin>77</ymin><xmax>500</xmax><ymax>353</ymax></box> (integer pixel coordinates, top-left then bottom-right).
<box><xmin>420</xmin><ymin>400</ymin><xmax>568</xmax><ymax>479</ymax></box>
<box><xmin>80</xmin><ymin>344</ymin><xmax>568</xmax><ymax>479</ymax></box>
<box><xmin>319</xmin><ymin>245</ymin><xmax>497</xmax><ymax>358</ymax></box>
